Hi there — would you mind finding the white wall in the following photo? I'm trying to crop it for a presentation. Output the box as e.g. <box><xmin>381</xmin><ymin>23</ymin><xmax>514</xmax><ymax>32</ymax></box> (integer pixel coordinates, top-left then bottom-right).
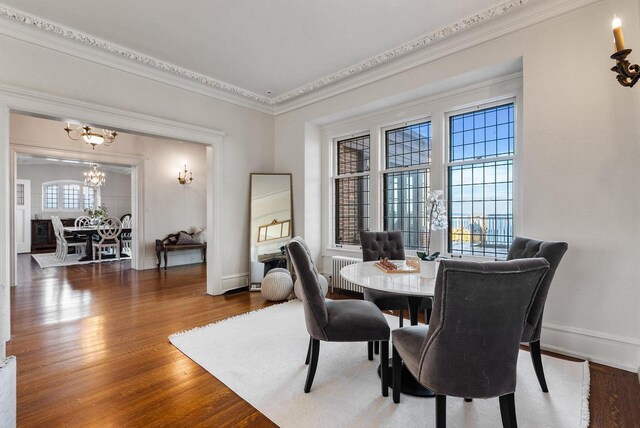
<box><xmin>274</xmin><ymin>0</ymin><xmax>640</xmax><ymax>372</ymax></box>
<box><xmin>16</xmin><ymin>161</ymin><xmax>132</xmax><ymax>220</ymax></box>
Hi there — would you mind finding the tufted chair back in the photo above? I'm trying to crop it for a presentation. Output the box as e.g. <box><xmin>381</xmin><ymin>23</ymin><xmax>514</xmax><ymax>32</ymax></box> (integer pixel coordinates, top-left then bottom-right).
<box><xmin>507</xmin><ymin>236</ymin><xmax>568</xmax><ymax>342</ymax></box>
<box><xmin>418</xmin><ymin>258</ymin><xmax>550</xmax><ymax>398</ymax></box>
<box><xmin>287</xmin><ymin>237</ymin><xmax>329</xmax><ymax>340</ymax></box>
<box><xmin>360</xmin><ymin>231</ymin><xmax>405</xmax><ymax>262</ymax></box>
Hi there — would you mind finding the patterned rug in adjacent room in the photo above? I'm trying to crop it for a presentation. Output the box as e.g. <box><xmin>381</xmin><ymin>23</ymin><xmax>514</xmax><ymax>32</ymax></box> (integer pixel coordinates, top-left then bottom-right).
<box><xmin>170</xmin><ymin>300</ymin><xmax>589</xmax><ymax>428</ymax></box>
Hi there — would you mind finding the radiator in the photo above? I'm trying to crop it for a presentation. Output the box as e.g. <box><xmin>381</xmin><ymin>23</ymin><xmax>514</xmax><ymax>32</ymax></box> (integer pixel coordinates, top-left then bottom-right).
<box><xmin>331</xmin><ymin>256</ymin><xmax>362</xmax><ymax>293</ymax></box>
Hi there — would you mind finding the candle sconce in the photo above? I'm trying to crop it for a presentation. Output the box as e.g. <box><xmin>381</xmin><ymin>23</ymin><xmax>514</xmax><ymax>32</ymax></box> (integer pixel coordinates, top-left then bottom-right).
<box><xmin>611</xmin><ymin>49</ymin><xmax>640</xmax><ymax>87</ymax></box>
<box><xmin>178</xmin><ymin>164</ymin><xmax>193</xmax><ymax>185</ymax></box>
<box><xmin>611</xmin><ymin>16</ymin><xmax>640</xmax><ymax>87</ymax></box>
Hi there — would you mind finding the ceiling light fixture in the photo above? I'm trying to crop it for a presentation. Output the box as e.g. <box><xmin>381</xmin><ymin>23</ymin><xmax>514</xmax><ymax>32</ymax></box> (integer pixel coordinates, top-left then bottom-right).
<box><xmin>84</xmin><ymin>163</ymin><xmax>106</xmax><ymax>187</ymax></box>
<box><xmin>65</xmin><ymin>123</ymin><xmax>117</xmax><ymax>149</ymax></box>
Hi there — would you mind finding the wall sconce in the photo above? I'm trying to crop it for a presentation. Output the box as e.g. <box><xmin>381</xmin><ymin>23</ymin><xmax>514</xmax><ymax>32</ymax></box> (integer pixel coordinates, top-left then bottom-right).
<box><xmin>611</xmin><ymin>16</ymin><xmax>640</xmax><ymax>87</ymax></box>
<box><xmin>178</xmin><ymin>164</ymin><xmax>193</xmax><ymax>185</ymax></box>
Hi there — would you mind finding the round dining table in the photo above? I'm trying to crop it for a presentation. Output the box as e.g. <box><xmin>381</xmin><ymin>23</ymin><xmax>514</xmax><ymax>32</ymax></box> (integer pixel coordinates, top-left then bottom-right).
<box><xmin>340</xmin><ymin>260</ymin><xmax>437</xmax><ymax>397</ymax></box>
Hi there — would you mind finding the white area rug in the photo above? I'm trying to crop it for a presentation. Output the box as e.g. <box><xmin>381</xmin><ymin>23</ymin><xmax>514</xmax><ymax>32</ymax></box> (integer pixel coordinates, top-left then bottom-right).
<box><xmin>32</xmin><ymin>253</ymin><xmax>122</xmax><ymax>268</ymax></box>
<box><xmin>170</xmin><ymin>300</ymin><xmax>589</xmax><ymax>428</ymax></box>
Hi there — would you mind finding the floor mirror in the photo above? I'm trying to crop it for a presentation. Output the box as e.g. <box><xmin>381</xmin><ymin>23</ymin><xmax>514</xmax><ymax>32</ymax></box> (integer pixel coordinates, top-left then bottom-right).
<box><xmin>249</xmin><ymin>173</ymin><xmax>293</xmax><ymax>290</ymax></box>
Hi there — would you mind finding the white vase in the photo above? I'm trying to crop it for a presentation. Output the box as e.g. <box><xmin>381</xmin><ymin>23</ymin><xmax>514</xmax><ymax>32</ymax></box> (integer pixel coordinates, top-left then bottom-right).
<box><xmin>420</xmin><ymin>260</ymin><xmax>438</xmax><ymax>279</ymax></box>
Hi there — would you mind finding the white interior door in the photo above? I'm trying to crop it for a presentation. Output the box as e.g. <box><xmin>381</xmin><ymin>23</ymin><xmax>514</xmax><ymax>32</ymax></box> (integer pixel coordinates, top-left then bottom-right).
<box><xmin>15</xmin><ymin>179</ymin><xmax>31</xmax><ymax>254</ymax></box>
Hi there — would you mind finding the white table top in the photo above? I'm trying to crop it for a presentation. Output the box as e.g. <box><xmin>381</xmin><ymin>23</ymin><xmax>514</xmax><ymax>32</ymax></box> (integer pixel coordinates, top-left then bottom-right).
<box><xmin>340</xmin><ymin>261</ymin><xmax>436</xmax><ymax>297</ymax></box>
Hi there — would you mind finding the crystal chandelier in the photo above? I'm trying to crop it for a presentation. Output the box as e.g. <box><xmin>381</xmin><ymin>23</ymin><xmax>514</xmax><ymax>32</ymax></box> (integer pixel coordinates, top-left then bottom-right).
<box><xmin>65</xmin><ymin>123</ymin><xmax>117</xmax><ymax>149</ymax></box>
<box><xmin>84</xmin><ymin>163</ymin><xmax>106</xmax><ymax>187</ymax></box>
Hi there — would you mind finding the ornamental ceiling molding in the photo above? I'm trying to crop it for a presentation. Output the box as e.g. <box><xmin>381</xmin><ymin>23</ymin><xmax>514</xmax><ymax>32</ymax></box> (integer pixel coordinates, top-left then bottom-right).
<box><xmin>0</xmin><ymin>0</ymin><xmax>527</xmax><ymax>106</ymax></box>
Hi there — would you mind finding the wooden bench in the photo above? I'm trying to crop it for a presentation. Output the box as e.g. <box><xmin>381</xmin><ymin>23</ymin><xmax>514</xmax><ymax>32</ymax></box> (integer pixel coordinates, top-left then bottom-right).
<box><xmin>155</xmin><ymin>231</ymin><xmax>207</xmax><ymax>270</ymax></box>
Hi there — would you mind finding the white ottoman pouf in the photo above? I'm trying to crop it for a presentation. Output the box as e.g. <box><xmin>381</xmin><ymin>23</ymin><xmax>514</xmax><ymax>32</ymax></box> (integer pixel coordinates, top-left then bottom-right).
<box><xmin>261</xmin><ymin>272</ymin><xmax>294</xmax><ymax>301</ymax></box>
<box><xmin>294</xmin><ymin>274</ymin><xmax>329</xmax><ymax>300</ymax></box>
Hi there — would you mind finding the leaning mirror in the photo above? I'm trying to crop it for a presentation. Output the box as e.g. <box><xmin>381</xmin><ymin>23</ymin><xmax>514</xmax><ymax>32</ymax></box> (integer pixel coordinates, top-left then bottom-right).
<box><xmin>249</xmin><ymin>173</ymin><xmax>293</xmax><ymax>291</ymax></box>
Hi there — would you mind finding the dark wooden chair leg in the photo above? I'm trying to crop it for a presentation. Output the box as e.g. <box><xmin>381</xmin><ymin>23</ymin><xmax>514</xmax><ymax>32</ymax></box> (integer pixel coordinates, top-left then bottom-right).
<box><xmin>374</xmin><ymin>341</ymin><xmax>380</xmax><ymax>355</ymax></box>
<box><xmin>499</xmin><ymin>393</ymin><xmax>517</xmax><ymax>428</ymax></box>
<box><xmin>305</xmin><ymin>336</ymin><xmax>312</xmax><ymax>365</ymax></box>
<box><xmin>380</xmin><ymin>340</ymin><xmax>389</xmax><ymax>397</ymax></box>
<box><xmin>367</xmin><ymin>341</ymin><xmax>373</xmax><ymax>361</ymax></box>
<box><xmin>399</xmin><ymin>309</ymin><xmax>404</xmax><ymax>327</ymax></box>
<box><xmin>436</xmin><ymin>394</ymin><xmax>446</xmax><ymax>428</ymax></box>
<box><xmin>304</xmin><ymin>339</ymin><xmax>320</xmax><ymax>393</ymax></box>
<box><xmin>392</xmin><ymin>345</ymin><xmax>402</xmax><ymax>403</ymax></box>
<box><xmin>529</xmin><ymin>340</ymin><xmax>549</xmax><ymax>392</ymax></box>
<box><xmin>164</xmin><ymin>251</ymin><xmax>168</xmax><ymax>270</ymax></box>
<box><xmin>464</xmin><ymin>398</ymin><xmax>473</xmax><ymax>402</ymax></box>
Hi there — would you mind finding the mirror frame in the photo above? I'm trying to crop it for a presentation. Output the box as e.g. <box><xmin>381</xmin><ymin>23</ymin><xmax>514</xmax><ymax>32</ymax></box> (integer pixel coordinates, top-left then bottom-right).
<box><xmin>249</xmin><ymin>173</ymin><xmax>294</xmax><ymax>284</ymax></box>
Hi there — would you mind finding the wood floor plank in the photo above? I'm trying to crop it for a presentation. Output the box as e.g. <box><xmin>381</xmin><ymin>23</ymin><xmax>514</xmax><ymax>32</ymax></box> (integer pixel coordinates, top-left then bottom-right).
<box><xmin>7</xmin><ymin>254</ymin><xmax>640</xmax><ymax>427</ymax></box>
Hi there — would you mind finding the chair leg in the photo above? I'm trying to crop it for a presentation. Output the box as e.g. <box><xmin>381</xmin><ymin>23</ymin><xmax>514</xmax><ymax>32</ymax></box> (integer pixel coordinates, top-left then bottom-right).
<box><xmin>374</xmin><ymin>341</ymin><xmax>379</xmax><ymax>355</ymax></box>
<box><xmin>304</xmin><ymin>339</ymin><xmax>320</xmax><ymax>393</ymax></box>
<box><xmin>464</xmin><ymin>398</ymin><xmax>473</xmax><ymax>402</ymax></box>
<box><xmin>399</xmin><ymin>309</ymin><xmax>404</xmax><ymax>328</ymax></box>
<box><xmin>367</xmin><ymin>341</ymin><xmax>373</xmax><ymax>361</ymax></box>
<box><xmin>392</xmin><ymin>345</ymin><xmax>402</xmax><ymax>403</ymax></box>
<box><xmin>529</xmin><ymin>340</ymin><xmax>549</xmax><ymax>392</ymax></box>
<box><xmin>305</xmin><ymin>336</ymin><xmax>312</xmax><ymax>365</ymax></box>
<box><xmin>499</xmin><ymin>393</ymin><xmax>517</xmax><ymax>428</ymax></box>
<box><xmin>426</xmin><ymin>308</ymin><xmax>432</xmax><ymax>324</ymax></box>
<box><xmin>380</xmin><ymin>340</ymin><xmax>389</xmax><ymax>397</ymax></box>
<box><xmin>436</xmin><ymin>394</ymin><xmax>446</xmax><ymax>428</ymax></box>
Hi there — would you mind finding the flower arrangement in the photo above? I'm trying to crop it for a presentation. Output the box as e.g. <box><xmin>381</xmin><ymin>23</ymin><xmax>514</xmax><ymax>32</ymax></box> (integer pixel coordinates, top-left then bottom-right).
<box><xmin>417</xmin><ymin>190</ymin><xmax>448</xmax><ymax>261</ymax></box>
<box><xmin>84</xmin><ymin>204</ymin><xmax>108</xmax><ymax>220</ymax></box>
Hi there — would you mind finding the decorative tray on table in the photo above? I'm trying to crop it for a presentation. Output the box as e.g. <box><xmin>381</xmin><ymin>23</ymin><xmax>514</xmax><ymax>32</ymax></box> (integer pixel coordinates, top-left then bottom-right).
<box><xmin>374</xmin><ymin>258</ymin><xmax>419</xmax><ymax>274</ymax></box>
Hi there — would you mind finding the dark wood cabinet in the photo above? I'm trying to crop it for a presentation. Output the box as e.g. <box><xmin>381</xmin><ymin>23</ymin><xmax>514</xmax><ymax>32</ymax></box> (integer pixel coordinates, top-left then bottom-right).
<box><xmin>30</xmin><ymin>219</ymin><xmax>75</xmax><ymax>253</ymax></box>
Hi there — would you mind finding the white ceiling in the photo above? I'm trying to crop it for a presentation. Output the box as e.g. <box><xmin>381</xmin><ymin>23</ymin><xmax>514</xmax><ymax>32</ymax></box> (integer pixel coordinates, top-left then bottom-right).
<box><xmin>17</xmin><ymin>155</ymin><xmax>132</xmax><ymax>175</ymax></box>
<box><xmin>0</xmin><ymin>0</ymin><xmax>523</xmax><ymax>103</ymax></box>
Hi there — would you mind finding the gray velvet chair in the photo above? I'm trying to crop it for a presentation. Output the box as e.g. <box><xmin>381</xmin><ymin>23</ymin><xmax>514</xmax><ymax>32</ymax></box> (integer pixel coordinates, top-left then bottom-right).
<box><xmin>391</xmin><ymin>258</ymin><xmax>550</xmax><ymax>428</ymax></box>
<box><xmin>287</xmin><ymin>237</ymin><xmax>391</xmax><ymax>395</ymax></box>
<box><xmin>507</xmin><ymin>236</ymin><xmax>568</xmax><ymax>392</ymax></box>
<box><xmin>360</xmin><ymin>230</ymin><xmax>432</xmax><ymax>354</ymax></box>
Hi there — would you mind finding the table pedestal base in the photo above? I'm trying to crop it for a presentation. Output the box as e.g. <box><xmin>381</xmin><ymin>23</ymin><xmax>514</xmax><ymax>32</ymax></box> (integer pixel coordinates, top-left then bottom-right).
<box><xmin>378</xmin><ymin>363</ymin><xmax>435</xmax><ymax>397</ymax></box>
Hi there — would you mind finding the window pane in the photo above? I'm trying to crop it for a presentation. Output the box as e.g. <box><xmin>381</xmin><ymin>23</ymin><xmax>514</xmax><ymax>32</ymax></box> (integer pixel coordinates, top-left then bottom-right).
<box><xmin>83</xmin><ymin>187</ymin><xmax>95</xmax><ymax>208</ymax></box>
<box><xmin>63</xmin><ymin>184</ymin><xmax>80</xmax><ymax>210</ymax></box>
<box><xmin>337</xmin><ymin>135</ymin><xmax>370</xmax><ymax>174</ymax></box>
<box><xmin>43</xmin><ymin>185</ymin><xmax>58</xmax><ymax>210</ymax></box>
<box><xmin>16</xmin><ymin>183</ymin><xmax>24</xmax><ymax>206</ymax></box>
<box><xmin>449</xmin><ymin>104</ymin><xmax>514</xmax><ymax>162</ymax></box>
<box><xmin>335</xmin><ymin>176</ymin><xmax>369</xmax><ymax>245</ymax></box>
<box><xmin>383</xmin><ymin>169</ymin><xmax>430</xmax><ymax>250</ymax></box>
<box><xmin>448</xmin><ymin>160</ymin><xmax>513</xmax><ymax>258</ymax></box>
<box><xmin>385</xmin><ymin>121</ymin><xmax>431</xmax><ymax>169</ymax></box>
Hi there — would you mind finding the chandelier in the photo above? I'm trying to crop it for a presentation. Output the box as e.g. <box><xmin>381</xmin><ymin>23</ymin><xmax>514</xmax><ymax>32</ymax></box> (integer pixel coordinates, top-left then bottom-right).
<box><xmin>84</xmin><ymin>163</ymin><xmax>106</xmax><ymax>187</ymax></box>
<box><xmin>65</xmin><ymin>123</ymin><xmax>117</xmax><ymax>149</ymax></box>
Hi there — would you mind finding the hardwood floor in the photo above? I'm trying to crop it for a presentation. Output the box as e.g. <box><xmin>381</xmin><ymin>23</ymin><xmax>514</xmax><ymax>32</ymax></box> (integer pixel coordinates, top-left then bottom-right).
<box><xmin>7</xmin><ymin>255</ymin><xmax>640</xmax><ymax>427</ymax></box>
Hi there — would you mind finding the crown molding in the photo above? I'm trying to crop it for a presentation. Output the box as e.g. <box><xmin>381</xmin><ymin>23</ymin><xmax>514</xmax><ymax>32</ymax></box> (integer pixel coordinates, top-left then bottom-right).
<box><xmin>274</xmin><ymin>0</ymin><xmax>602</xmax><ymax>114</ymax></box>
<box><xmin>271</xmin><ymin>0</ymin><xmax>528</xmax><ymax>105</ymax></box>
<box><xmin>0</xmin><ymin>0</ymin><xmax>600</xmax><ymax>113</ymax></box>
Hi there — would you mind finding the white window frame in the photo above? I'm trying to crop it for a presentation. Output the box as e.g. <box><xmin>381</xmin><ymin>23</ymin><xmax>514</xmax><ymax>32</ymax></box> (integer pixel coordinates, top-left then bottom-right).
<box><xmin>321</xmin><ymin>75</ymin><xmax>522</xmax><ymax>261</ymax></box>
<box><xmin>444</xmin><ymin>98</ymin><xmax>518</xmax><ymax>260</ymax></box>
<box><xmin>380</xmin><ymin>117</ymin><xmax>433</xmax><ymax>251</ymax></box>
<box><xmin>41</xmin><ymin>179</ymin><xmax>102</xmax><ymax>213</ymax></box>
<box><xmin>331</xmin><ymin>132</ymin><xmax>371</xmax><ymax>250</ymax></box>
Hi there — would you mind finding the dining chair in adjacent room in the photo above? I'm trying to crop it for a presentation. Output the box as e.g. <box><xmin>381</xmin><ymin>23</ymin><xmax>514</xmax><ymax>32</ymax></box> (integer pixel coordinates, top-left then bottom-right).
<box><xmin>288</xmin><ymin>237</ymin><xmax>391</xmax><ymax>396</ymax></box>
<box><xmin>360</xmin><ymin>230</ymin><xmax>432</xmax><ymax>354</ymax></box>
<box><xmin>92</xmin><ymin>217</ymin><xmax>122</xmax><ymax>262</ymax></box>
<box><xmin>506</xmin><ymin>236</ymin><xmax>568</xmax><ymax>392</ymax></box>
<box><xmin>52</xmin><ymin>216</ymin><xmax>85</xmax><ymax>260</ymax></box>
<box><xmin>74</xmin><ymin>216</ymin><xmax>92</xmax><ymax>228</ymax></box>
<box><xmin>392</xmin><ymin>258</ymin><xmax>550</xmax><ymax>428</ymax></box>
<box><xmin>120</xmin><ymin>214</ymin><xmax>132</xmax><ymax>255</ymax></box>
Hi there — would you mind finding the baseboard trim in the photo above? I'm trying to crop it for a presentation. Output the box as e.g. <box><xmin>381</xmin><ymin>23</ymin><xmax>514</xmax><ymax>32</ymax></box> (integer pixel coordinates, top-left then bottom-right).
<box><xmin>541</xmin><ymin>322</ymin><xmax>639</xmax><ymax>373</ymax></box>
<box><xmin>222</xmin><ymin>272</ymin><xmax>249</xmax><ymax>293</ymax></box>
